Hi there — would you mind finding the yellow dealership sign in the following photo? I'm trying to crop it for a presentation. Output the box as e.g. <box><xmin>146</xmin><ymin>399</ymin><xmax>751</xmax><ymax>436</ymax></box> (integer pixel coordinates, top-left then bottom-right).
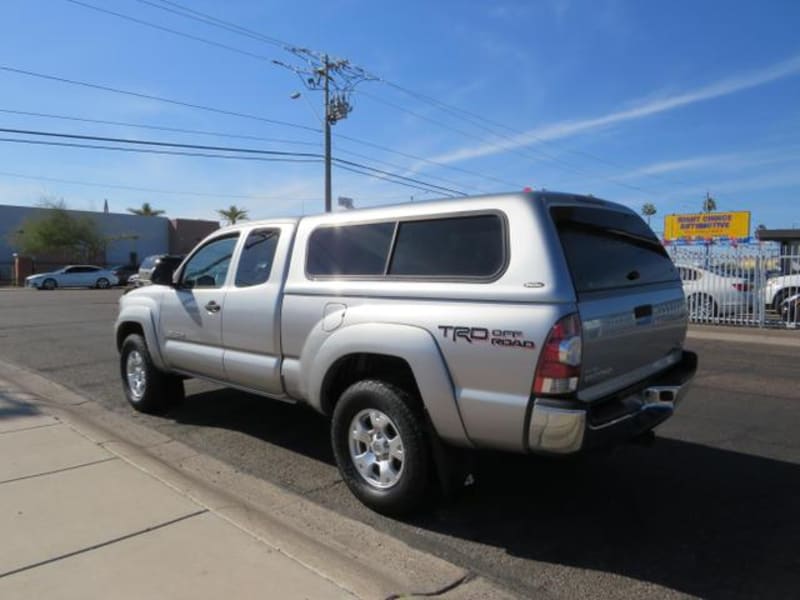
<box><xmin>663</xmin><ymin>211</ymin><xmax>751</xmax><ymax>241</ymax></box>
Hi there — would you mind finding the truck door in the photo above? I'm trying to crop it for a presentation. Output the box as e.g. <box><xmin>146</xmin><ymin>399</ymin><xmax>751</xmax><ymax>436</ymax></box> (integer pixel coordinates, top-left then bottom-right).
<box><xmin>222</xmin><ymin>225</ymin><xmax>292</xmax><ymax>396</ymax></box>
<box><xmin>159</xmin><ymin>233</ymin><xmax>239</xmax><ymax>380</ymax></box>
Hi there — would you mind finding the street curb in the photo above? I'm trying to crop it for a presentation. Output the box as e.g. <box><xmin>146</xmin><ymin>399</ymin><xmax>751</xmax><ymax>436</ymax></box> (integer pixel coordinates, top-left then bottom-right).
<box><xmin>686</xmin><ymin>326</ymin><xmax>800</xmax><ymax>348</ymax></box>
<box><xmin>0</xmin><ymin>358</ymin><xmax>518</xmax><ymax>600</ymax></box>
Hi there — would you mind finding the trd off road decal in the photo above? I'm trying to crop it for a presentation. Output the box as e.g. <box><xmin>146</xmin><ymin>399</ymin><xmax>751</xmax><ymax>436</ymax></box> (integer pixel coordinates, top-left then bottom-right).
<box><xmin>437</xmin><ymin>326</ymin><xmax>535</xmax><ymax>349</ymax></box>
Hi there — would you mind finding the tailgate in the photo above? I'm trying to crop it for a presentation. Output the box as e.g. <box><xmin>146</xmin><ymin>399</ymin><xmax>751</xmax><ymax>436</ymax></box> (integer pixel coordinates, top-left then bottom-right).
<box><xmin>550</xmin><ymin>204</ymin><xmax>688</xmax><ymax>400</ymax></box>
<box><xmin>578</xmin><ymin>286</ymin><xmax>687</xmax><ymax>400</ymax></box>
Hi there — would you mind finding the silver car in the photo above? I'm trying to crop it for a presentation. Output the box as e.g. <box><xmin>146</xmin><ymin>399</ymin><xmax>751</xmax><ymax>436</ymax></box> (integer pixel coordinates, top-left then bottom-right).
<box><xmin>26</xmin><ymin>265</ymin><xmax>119</xmax><ymax>290</ymax></box>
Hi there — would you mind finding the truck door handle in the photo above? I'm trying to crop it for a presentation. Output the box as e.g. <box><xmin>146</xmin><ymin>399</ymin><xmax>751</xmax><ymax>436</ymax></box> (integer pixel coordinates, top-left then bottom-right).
<box><xmin>204</xmin><ymin>300</ymin><xmax>221</xmax><ymax>313</ymax></box>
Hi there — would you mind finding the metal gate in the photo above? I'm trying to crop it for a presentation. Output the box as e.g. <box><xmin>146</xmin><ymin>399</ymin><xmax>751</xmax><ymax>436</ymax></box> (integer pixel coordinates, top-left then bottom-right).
<box><xmin>666</xmin><ymin>242</ymin><xmax>799</xmax><ymax>328</ymax></box>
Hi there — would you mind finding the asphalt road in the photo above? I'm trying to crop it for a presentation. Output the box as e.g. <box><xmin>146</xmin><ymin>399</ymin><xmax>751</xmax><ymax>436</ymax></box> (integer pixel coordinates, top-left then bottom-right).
<box><xmin>1</xmin><ymin>288</ymin><xmax>798</xmax><ymax>599</ymax></box>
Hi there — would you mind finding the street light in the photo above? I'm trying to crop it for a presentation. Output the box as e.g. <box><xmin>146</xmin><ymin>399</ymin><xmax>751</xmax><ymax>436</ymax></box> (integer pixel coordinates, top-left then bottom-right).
<box><xmin>274</xmin><ymin>51</ymin><xmax>376</xmax><ymax>212</ymax></box>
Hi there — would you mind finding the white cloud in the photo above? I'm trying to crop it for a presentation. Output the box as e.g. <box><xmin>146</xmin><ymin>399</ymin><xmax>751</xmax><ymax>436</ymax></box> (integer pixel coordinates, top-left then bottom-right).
<box><xmin>621</xmin><ymin>148</ymin><xmax>800</xmax><ymax>179</ymax></box>
<box><xmin>428</xmin><ymin>54</ymin><xmax>800</xmax><ymax>165</ymax></box>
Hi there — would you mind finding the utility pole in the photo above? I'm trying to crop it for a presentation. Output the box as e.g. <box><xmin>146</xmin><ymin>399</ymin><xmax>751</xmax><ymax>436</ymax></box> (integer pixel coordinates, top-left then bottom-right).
<box><xmin>323</xmin><ymin>55</ymin><xmax>332</xmax><ymax>213</ymax></box>
<box><xmin>274</xmin><ymin>49</ymin><xmax>376</xmax><ymax>212</ymax></box>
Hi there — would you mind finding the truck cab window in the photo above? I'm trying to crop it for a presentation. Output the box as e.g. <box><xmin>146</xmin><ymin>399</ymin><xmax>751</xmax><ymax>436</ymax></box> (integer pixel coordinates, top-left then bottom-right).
<box><xmin>181</xmin><ymin>235</ymin><xmax>238</xmax><ymax>289</ymax></box>
<box><xmin>235</xmin><ymin>229</ymin><xmax>280</xmax><ymax>287</ymax></box>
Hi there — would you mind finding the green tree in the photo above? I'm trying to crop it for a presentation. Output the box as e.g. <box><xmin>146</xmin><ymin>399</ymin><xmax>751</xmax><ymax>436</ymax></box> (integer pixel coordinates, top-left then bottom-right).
<box><xmin>641</xmin><ymin>202</ymin><xmax>657</xmax><ymax>226</ymax></box>
<box><xmin>127</xmin><ymin>202</ymin><xmax>165</xmax><ymax>217</ymax></box>
<box><xmin>11</xmin><ymin>199</ymin><xmax>105</xmax><ymax>262</ymax></box>
<box><xmin>702</xmin><ymin>194</ymin><xmax>717</xmax><ymax>213</ymax></box>
<box><xmin>216</xmin><ymin>205</ymin><xmax>249</xmax><ymax>225</ymax></box>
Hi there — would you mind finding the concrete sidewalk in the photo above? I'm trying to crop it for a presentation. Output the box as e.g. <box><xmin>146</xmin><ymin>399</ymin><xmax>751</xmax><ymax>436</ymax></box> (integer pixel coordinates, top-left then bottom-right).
<box><xmin>0</xmin><ymin>391</ymin><xmax>355</xmax><ymax>599</ymax></box>
<box><xmin>0</xmin><ymin>370</ymin><xmax>516</xmax><ymax>600</ymax></box>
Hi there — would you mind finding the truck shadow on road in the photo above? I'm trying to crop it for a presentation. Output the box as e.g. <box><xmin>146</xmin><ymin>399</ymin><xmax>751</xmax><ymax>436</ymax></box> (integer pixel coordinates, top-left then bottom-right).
<box><xmin>166</xmin><ymin>388</ymin><xmax>799</xmax><ymax>600</ymax></box>
<box><xmin>415</xmin><ymin>441</ymin><xmax>800</xmax><ymax>599</ymax></box>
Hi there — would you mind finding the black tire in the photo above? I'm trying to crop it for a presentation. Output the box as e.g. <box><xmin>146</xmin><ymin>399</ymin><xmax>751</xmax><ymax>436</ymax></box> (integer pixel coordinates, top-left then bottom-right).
<box><xmin>120</xmin><ymin>334</ymin><xmax>184</xmax><ymax>414</ymax></box>
<box><xmin>774</xmin><ymin>289</ymin><xmax>798</xmax><ymax>311</ymax></box>
<box><xmin>688</xmin><ymin>294</ymin><xmax>717</xmax><ymax>319</ymax></box>
<box><xmin>96</xmin><ymin>277</ymin><xmax>111</xmax><ymax>289</ymax></box>
<box><xmin>42</xmin><ymin>278</ymin><xmax>57</xmax><ymax>290</ymax></box>
<box><xmin>331</xmin><ymin>380</ymin><xmax>430</xmax><ymax>516</ymax></box>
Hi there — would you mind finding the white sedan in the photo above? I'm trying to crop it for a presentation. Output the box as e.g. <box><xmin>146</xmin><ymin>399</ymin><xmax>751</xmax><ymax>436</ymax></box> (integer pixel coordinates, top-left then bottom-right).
<box><xmin>764</xmin><ymin>273</ymin><xmax>800</xmax><ymax>310</ymax></box>
<box><xmin>25</xmin><ymin>265</ymin><xmax>120</xmax><ymax>290</ymax></box>
<box><xmin>676</xmin><ymin>264</ymin><xmax>753</xmax><ymax>319</ymax></box>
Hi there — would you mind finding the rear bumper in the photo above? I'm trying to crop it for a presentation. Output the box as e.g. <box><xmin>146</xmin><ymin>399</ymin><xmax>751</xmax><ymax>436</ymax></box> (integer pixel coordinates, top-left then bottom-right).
<box><xmin>527</xmin><ymin>351</ymin><xmax>698</xmax><ymax>454</ymax></box>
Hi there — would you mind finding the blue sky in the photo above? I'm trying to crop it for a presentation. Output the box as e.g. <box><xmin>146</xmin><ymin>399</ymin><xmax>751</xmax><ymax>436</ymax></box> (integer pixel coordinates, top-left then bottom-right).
<box><xmin>0</xmin><ymin>0</ymin><xmax>798</xmax><ymax>233</ymax></box>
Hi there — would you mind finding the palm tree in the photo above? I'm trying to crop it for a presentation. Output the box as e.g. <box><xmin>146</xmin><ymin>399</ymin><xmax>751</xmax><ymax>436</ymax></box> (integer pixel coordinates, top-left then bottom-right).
<box><xmin>641</xmin><ymin>202</ymin><xmax>657</xmax><ymax>226</ymax></box>
<box><xmin>127</xmin><ymin>202</ymin><xmax>165</xmax><ymax>217</ymax></box>
<box><xmin>702</xmin><ymin>193</ymin><xmax>717</xmax><ymax>213</ymax></box>
<box><xmin>217</xmin><ymin>205</ymin><xmax>249</xmax><ymax>225</ymax></box>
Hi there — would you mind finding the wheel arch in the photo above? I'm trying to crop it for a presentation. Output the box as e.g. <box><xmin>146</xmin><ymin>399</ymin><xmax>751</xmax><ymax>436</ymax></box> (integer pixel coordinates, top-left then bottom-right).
<box><xmin>115</xmin><ymin>307</ymin><xmax>167</xmax><ymax>370</ymax></box>
<box><xmin>306</xmin><ymin>323</ymin><xmax>471</xmax><ymax>447</ymax></box>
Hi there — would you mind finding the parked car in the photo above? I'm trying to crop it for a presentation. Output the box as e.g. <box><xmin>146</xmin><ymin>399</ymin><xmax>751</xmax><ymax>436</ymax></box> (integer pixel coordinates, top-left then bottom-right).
<box><xmin>116</xmin><ymin>192</ymin><xmax>697</xmax><ymax>514</ymax></box>
<box><xmin>676</xmin><ymin>264</ymin><xmax>753</xmax><ymax>318</ymax></box>
<box><xmin>779</xmin><ymin>292</ymin><xmax>800</xmax><ymax>324</ymax></box>
<box><xmin>135</xmin><ymin>254</ymin><xmax>184</xmax><ymax>287</ymax></box>
<box><xmin>110</xmin><ymin>264</ymin><xmax>140</xmax><ymax>286</ymax></box>
<box><xmin>26</xmin><ymin>265</ymin><xmax>119</xmax><ymax>290</ymax></box>
<box><xmin>764</xmin><ymin>274</ymin><xmax>800</xmax><ymax>310</ymax></box>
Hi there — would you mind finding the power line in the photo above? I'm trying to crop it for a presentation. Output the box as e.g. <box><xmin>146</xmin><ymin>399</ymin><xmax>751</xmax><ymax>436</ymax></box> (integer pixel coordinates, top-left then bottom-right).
<box><xmin>65</xmin><ymin>0</ymin><xmax>279</xmax><ymax>65</ymax></box>
<box><xmin>353</xmin><ymin>88</ymin><xmax>650</xmax><ymax>192</ymax></box>
<box><xmin>135</xmin><ymin>0</ymin><xmax>291</xmax><ymax>49</ymax></box>
<box><xmin>0</xmin><ymin>169</ymin><xmax>315</xmax><ymax>202</ymax></box>
<box><xmin>334</xmin><ymin>146</ymin><xmax>490</xmax><ymax>194</ymax></box>
<box><xmin>0</xmin><ymin>65</ymin><xmax>319</xmax><ymax>134</ymax></box>
<box><xmin>0</xmin><ymin>127</ymin><xmax>321</xmax><ymax>158</ymax></box>
<box><xmin>381</xmin><ymin>81</ymin><xmax>656</xmax><ymax>177</ymax></box>
<box><xmin>0</xmin><ymin>128</ymin><xmax>463</xmax><ymax>196</ymax></box>
<box><xmin>334</xmin><ymin>132</ymin><xmax>521</xmax><ymax>189</ymax></box>
<box><xmin>333</xmin><ymin>157</ymin><xmax>465</xmax><ymax>196</ymax></box>
<box><xmin>0</xmin><ymin>136</ymin><xmax>322</xmax><ymax>163</ymax></box>
<box><xmin>0</xmin><ymin>137</ymin><xmax>454</xmax><ymax>196</ymax></box>
<box><xmin>0</xmin><ymin>108</ymin><xmax>320</xmax><ymax>147</ymax></box>
<box><xmin>334</xmin><ymin>163</ymin><xmax>456</xmax><ymax>198</ymax></box>
<box><xmin>0</xmin><ymin>106</ymin><xmax>484</xmax><ymax>192</ymax></box>
<box><xmin>90</xmin><ymin>0</ymin><xmax>652</xmax><ymax>193</ymax></box>
<box><xmin>59</xmin><ymin>0</ymin><xmax>522</xmax><ymax>189</ymax></box>
<box><xmin>0</xmin><ymin>65</ymin><xmax>519</xmax><ymax>189</ymax></box>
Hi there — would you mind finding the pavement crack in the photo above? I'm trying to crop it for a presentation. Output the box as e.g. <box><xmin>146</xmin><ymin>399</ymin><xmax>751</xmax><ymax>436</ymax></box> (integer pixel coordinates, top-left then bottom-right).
<box><xmin>384</xmin><ymin>572</ymin><xmax>476</xmax><ymax>600</ymax></box>
<box><xmin>0</xmin><ymin>421</ymin><xmax>60</xmax><ymax>435</ymax></box>
<box><xmin>300</xmin><ymin>479</ymin><xmax>344</xmax><ymax>496</ymax></box>
<box><xmin>0</xmin><ymin>509</ymin><xmax>209</xmax><ymax>579</ymax></box>
<box><xmin>0</xmin><ymin>457</ymin><xmax>118</xmax><ymax>485</ymax></box>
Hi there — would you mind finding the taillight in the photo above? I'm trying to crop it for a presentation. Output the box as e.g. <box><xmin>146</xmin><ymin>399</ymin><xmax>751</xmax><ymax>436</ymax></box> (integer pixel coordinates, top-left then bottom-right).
<box><xmin>533</xmin><ymin>313</ymin><xmax>582</xmax><ymax>396</ymax></box>
<box><xmin>732</xmin><ymin>283</ymin><xmax>750</xmax><ymax>292</ymax></box>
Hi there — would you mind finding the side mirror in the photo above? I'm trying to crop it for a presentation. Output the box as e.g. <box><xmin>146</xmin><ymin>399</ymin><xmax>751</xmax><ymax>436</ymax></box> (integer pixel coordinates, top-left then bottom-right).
<box><xmin>151</xmin><ymin>261</ymin><xmax>178</xmax><ymax>286</ymax></box>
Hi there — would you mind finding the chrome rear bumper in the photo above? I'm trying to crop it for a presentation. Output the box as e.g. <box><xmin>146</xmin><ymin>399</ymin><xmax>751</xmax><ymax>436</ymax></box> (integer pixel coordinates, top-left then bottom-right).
<box><xmin>527</xmin><ymin>351</ymin><xmax>697</xmax><ymax>454</ymax></box>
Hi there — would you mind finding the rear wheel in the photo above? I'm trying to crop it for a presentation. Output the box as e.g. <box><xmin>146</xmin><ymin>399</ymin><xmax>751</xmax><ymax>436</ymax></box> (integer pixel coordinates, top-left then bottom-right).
<box><xmin>42</xmin><ymin>278</ymin><xmax>57</xmax><ymax>290</ymax></box>
<box><xmin>95</xmin><ymin>277</ymin><xmax>111</xmax><ymax>289</ymax></box>
<box><xmin>120</xmin><ymin>334</ymin><xmax>183</xmax><ymax>413</ymax></box>
<box><xmin>688</xmin><ymin>294</ymin><xmax>717</xmax><ymax>319</ymax></box>
<box><xmin>331</xmin><ymin>380</ymin><xmax>430</xmax><ymax>515</ymax></box>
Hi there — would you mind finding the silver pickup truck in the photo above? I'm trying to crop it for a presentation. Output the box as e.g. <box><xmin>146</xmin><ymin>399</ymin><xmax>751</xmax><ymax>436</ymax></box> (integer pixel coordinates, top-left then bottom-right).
<box><xmin>115</xmin><ymin>192</ymin><xmax>697</xmax><ymax>514</ymax></box>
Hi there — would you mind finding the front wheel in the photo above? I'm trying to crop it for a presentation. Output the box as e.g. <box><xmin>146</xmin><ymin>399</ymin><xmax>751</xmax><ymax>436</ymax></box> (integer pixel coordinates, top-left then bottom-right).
<box><xmin>42</xmin><ymin>278</ymin><xmax>57</xmax><ymax>290</ymax></box>
<box><xmin>120</xmin><ymin>334</ymin><xmax>183</xmax><ymax>413</ymax></box>
<box><xmin>774</xmin><ymin>288</ymin><xmax>798</xmax><ymax>311</ymax></box>
<box><xmin>331</xmin><ymin>380</ymin><xmax>430</xmax><ymax>516</ymax></box>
